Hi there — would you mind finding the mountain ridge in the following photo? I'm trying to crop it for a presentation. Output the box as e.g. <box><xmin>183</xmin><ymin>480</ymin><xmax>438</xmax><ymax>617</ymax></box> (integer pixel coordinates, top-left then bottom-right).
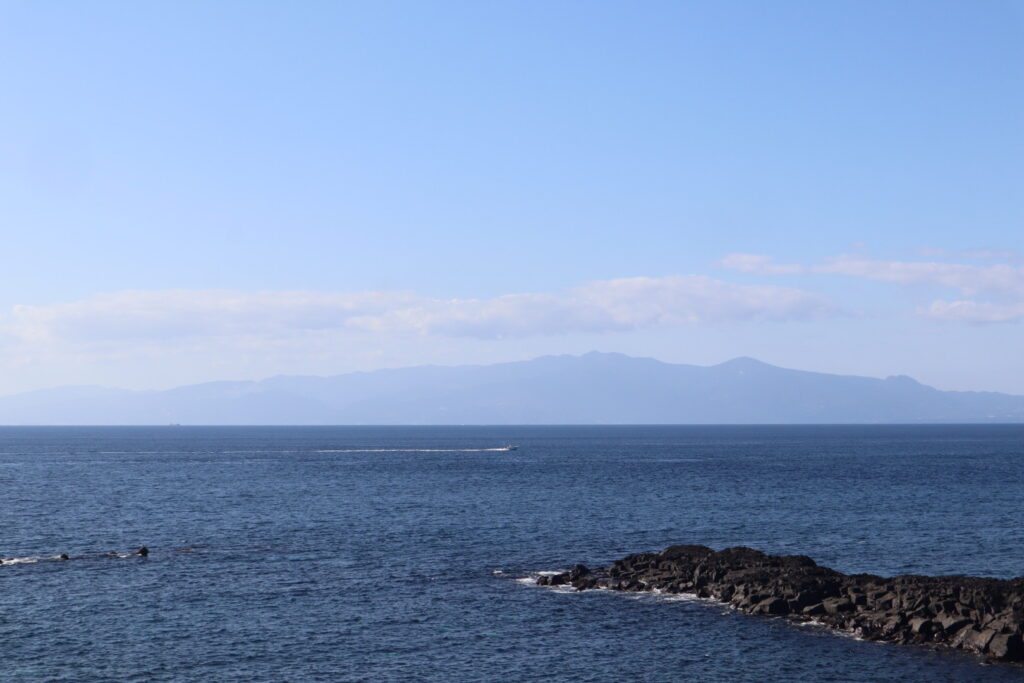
<box><xmin>1</xmin><ymin>353</ymin><xmax>1022</xmax><ymax>425</ymax></box>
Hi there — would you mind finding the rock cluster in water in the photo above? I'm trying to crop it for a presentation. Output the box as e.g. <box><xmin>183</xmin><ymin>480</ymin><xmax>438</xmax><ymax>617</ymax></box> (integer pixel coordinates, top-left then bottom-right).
<box><xmin>536</xmin><ymin>545</ymin><xmax>1024</xmax><ymax>663</ymax></box>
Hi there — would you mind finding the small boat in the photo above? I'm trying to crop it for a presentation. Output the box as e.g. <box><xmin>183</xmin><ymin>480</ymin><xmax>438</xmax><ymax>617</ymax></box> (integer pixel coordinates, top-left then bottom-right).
<box><xmin>500</xmin><ymin>444</ymin><xmax>518</xmax><ymax>451</ymax></box>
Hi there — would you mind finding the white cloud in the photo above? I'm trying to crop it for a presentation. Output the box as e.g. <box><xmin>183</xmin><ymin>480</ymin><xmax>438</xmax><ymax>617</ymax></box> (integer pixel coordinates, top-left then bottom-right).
<box><xmin>7</xmin><ymin>289</ymin><xmax>422</xmax><ymax>343</ymax></box>
<box><xmin>715</xmin><ymin>253</ymin><xmax>804</xmax><ymax>275</ymax></box>
<box><xmin>717</xmin><ymin>251</ymin><xmax>1024</xmax><ymax>325</ymax></box>
<box><xmin>812</xmin><ymin>256</ymin><xmax>1024</xmax><ymax>296</ymax></box>
<box><xmin>719</xmin><ymin>252</ymin><xmax>1024</xmax><ymax>296</ymax></box>
<box><xmin>1</xmin><ymin>276</ymin><xmax>832</xmax><ymax>349</ymax></box>
<box><xmin>917</xmin><ymin>246</ymin><xmax>1022</xmax><ymax>262</ymax></box>
<box><xmin>811</xmin><ymin>256</ymin><xmax>1024</xmax><ymax>324</ymax></box>
<box><xmin>920</xmin><ymin>300</ymin><xmax>1024</xmax><ymax>324</ymax></box>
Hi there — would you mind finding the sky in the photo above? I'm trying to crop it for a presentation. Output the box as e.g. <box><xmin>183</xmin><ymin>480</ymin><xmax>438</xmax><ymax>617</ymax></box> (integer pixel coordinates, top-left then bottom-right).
<box><xmin>1</xmin><ymin>0</ymin><xmax>1022</xmax><ymax>396</ymax></box>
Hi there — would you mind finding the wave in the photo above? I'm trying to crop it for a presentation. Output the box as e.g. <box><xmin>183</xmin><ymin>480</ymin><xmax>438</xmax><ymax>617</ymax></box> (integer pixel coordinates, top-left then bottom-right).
<box><xmin>309</xmin><ymin>448</ymin><xmax>515</xmax><ymax>453</ymax></box>
<box><xmin>2</xmin><ymin>549</ymin><xmax>155</xmax><ymax>566</ymax></box>
<box><xmin>515</xmin><ymin>570</ymin><xmax>734</xmax><ymax>607</ymax></box>
<box><xmin>0</xmin><ymin>555</ymin><xmax>67</xmax><ymax>565</ymax></box>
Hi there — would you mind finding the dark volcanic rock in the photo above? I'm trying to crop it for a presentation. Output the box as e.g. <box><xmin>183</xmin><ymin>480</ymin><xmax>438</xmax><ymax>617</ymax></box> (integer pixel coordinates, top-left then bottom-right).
<box><xmin>537</xmin><ymin>545</ymin><xmax>1024</xmax><ymax>663</ymax></box>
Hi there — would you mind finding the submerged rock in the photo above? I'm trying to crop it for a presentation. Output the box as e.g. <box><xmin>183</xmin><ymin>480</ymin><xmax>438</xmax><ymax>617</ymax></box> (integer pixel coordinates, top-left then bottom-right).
<box><xmin>538</xmin><ymin>545</ymin><xmax>1024</xmax><ymax>663</ymax></box>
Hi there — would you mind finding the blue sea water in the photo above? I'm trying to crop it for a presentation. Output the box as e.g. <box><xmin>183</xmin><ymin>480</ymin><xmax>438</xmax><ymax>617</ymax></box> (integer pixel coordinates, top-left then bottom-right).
<box><xmin>1</xmin><ymin>425</ymin><xmax>1022</xmax><ymax>681</ymax></box>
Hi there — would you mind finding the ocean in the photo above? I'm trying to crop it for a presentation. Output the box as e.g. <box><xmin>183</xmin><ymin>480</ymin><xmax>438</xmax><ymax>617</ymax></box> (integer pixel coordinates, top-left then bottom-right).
<box><xmin>1</xmin><ymin>425</ymin><xmax>1022</xmax><ymax>681</ymax></box>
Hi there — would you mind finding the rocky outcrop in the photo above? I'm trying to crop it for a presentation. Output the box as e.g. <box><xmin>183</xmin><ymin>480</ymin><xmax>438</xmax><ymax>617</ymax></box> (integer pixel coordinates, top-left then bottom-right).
<box><xmin>535</xmin><ymin>545</ymin><xmax>1024</xmax><ymax>663</ymax></box>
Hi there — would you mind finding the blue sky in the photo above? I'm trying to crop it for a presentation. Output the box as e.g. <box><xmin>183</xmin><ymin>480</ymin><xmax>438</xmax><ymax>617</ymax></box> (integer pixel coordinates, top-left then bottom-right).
<box><xmin>1</xmin><ymin>1</ymin><xmax>1022</xmax><ymax>395</ymax></box>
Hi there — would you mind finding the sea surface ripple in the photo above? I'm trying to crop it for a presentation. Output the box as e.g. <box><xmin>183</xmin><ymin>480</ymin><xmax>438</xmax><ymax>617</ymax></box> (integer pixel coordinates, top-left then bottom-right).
<box><xmin>1</xmin><ymin>425</ymin><xmax>1022</xmax><ymax>681</ymax></box>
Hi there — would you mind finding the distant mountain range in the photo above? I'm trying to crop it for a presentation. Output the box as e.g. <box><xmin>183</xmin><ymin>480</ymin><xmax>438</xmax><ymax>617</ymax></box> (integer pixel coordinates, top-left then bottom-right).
<box><xmin>1</xmin><ymin>352</ymin><xmax>1023</xmax><ymax>425</ymax></box>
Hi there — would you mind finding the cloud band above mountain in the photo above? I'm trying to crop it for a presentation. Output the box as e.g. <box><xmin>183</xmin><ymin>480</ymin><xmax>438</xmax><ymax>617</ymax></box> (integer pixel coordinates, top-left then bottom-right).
<box><xmin>717</xmin><ymin>252</ymin><xmax>1024</xmax><ymax>324</ymax></box>
<box><xmin>2</xmin><ymin>275</ymin><xmax>832</xmax><ymax>346</ymax></box>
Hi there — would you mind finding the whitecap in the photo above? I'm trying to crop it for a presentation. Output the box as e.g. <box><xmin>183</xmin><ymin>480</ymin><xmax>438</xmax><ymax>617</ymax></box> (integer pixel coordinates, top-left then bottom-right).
<box><xmin>515</xmin><ymin>575</ymin><xmax>580</xmax><ymax>594</ymax></box>
<box><xmin>660</xmin><ymin>593</ymin><xmax>705</xmax><ymax>603</ymax></box>
<box><xmin>312</xmin><ymin>448</ymin><xmax>516</xmax><ymax>454</ymax></box>
<box><xmin>0</xmin><ymin>555</ymin><xmax>67</xmax><ymax>565</ymax></box>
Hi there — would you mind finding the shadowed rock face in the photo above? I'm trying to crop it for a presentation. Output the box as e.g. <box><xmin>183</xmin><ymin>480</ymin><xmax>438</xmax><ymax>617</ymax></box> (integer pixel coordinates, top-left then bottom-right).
<box><xmin>536</xmin><ymin>545</ymin><xmax>1024</xmax><ymax>663</ymax></box>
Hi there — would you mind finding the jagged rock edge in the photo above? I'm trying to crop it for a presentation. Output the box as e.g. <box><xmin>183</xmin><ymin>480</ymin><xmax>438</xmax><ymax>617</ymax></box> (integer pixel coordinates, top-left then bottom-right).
<box><xmin>533</xmin><ymin>545</ymin><xmax>1024</xmax><ymax>663</ymax></box>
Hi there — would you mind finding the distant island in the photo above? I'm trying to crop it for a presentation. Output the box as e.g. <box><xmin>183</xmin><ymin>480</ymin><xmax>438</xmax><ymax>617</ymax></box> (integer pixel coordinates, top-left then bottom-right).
<box><xmin>1</xmin><ymin>352</ymin><xmax>1023</xmax><ymax>425</ymax></box>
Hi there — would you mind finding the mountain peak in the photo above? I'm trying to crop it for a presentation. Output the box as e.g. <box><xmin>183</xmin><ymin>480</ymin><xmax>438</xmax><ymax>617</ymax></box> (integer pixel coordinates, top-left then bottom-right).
<box><xmin>580</xmin><ymin>351</ymin><xmax>635</xmax><ymax>361</ymax></box>
<box><xmin>885</xmin><ymin>374</ymin><xmax>923</xmax><ymax>386</ymax></box>
<box><xmin>715</xmin><ymin>357</ymin><xmax>773</xmax><ymax>370</ymax></box>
